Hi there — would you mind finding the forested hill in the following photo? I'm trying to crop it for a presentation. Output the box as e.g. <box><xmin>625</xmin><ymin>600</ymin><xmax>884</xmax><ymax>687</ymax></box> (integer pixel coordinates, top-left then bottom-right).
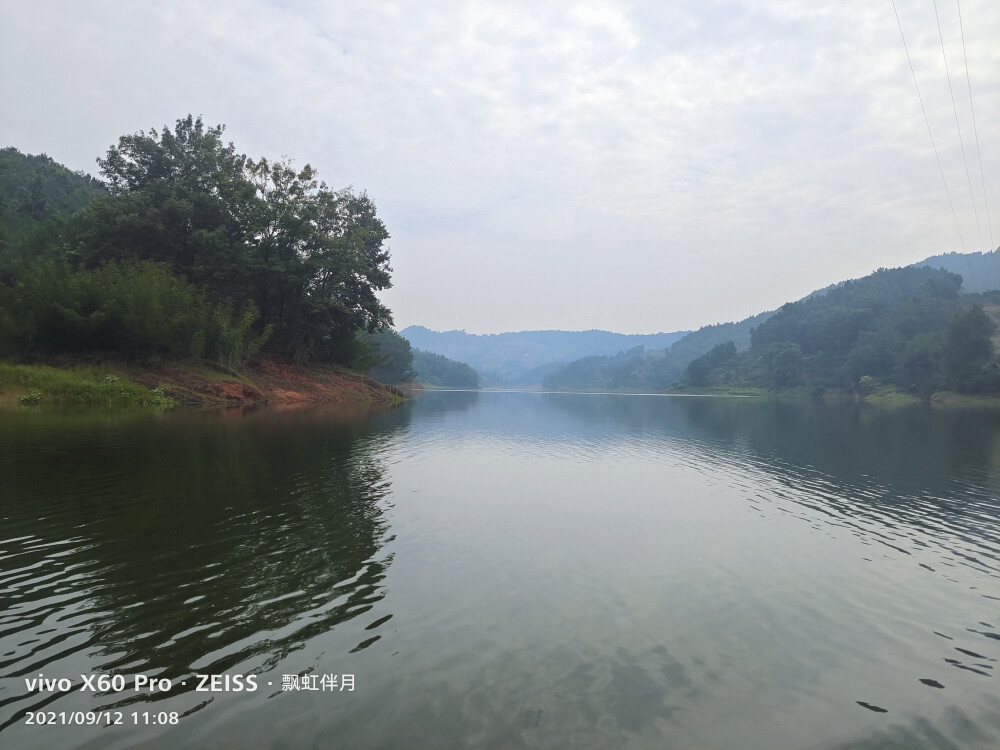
<box><xmin>679</xmin><ymin>265</ymin><xmax>999</xmax><ymax>397</ymax></box>
<box><xmin>400</xmin><ymin>326</ymin><xmax>689</xmax><ymax>385</ymax></box>
<box><xmin>542</xmin><ymin>251</ymin><xmax>1000</xmax><ymax>395</ymax></box>
<box><xmin>0</xmin><ymin>147</ymin><xmax>106</xmax><ymax>268</ymax></box>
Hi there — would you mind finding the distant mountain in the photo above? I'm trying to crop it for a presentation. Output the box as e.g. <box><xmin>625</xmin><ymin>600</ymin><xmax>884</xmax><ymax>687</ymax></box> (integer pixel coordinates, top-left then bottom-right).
<box><xmin>399</xmin><ymin>326</ymin><xmax>690</xmax><ymax>386</ymax></box>
<box><xmin>913</xmin><ymin>249</ymin><xmax>1000</xmax><ymax>294</ymax></box>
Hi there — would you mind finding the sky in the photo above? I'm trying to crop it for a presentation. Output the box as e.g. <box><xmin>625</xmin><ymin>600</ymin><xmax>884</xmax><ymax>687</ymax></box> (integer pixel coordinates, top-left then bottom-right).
<box><xmin>2</xmin><ymin>0</ymin><xmax>998</xmax><ymax>335</ymax></box>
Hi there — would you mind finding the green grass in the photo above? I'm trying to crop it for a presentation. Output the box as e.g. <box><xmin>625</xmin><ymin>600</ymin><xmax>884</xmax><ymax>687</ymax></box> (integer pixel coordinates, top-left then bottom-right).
<box><xmin>0</xmin><ymin>362</ymin><xmax>175</xmax><ymax>408</ymax></box>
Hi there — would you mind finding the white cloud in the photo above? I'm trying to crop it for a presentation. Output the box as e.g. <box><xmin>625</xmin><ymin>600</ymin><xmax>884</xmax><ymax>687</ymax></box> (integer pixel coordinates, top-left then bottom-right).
<box><xmin>2</xmin><ymin>0</ymin><xmax>997</xmax><ymax>332</ymax></box>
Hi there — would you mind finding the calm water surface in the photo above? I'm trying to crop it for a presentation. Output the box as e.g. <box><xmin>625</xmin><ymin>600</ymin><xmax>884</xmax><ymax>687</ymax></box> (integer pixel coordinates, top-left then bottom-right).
<box><xmin>1</xmin><ymin>392</ymin><xmax>998</xmax><ymax>749</ymax></box>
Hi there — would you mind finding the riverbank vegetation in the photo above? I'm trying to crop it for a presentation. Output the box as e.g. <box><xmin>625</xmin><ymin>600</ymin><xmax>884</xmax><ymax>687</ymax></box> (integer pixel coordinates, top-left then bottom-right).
<box><xmin>1</xmin><ymin>119</ymin><xmax>406</xmax><ymax>406</ymax></box>
<box><xmin>0</xmin><ymin>361</ymin><xmax>174</xmax><ymax>407</ymax></box>
<box><xmin>2</xmin><ymin>118</ymin><xmax>392</xmax><ymax>364</ymax></box>
<box><xmin>0</xmin><ymin>355</ymin><xmax>404</xmax><ymax>408</ymax></box>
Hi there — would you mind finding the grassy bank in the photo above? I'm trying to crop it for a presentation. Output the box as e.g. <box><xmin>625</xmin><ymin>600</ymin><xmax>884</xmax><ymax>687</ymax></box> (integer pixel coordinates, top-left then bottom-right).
<box><xmin>0</xmin><ymin>362</ymin><xmax>174</xmax><ymax>407</ymax></box>
<box><xmin>0</xmin><ymin>357</ymin><xmax>405</xmax><ymax>409</ymax></box>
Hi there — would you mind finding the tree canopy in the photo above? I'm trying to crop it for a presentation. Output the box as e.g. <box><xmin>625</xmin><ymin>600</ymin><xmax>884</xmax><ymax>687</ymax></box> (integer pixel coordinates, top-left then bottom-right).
<box><xmin>0</xmin><ymin>117</ymin><xmax>395</xmax><ymax>367</ymax></box>
<box><xmin>83</xmin><ymin>116</ymin><xmax>393</xmax><ymax>361</ymax></box>
<box><xmin>366</xmin><ymin>329</ymin><xmax>416</xmax><ymax>384</ymax></box>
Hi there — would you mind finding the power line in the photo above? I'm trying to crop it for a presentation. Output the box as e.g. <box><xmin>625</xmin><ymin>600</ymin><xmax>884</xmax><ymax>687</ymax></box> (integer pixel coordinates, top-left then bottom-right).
<box><xmin>889</xmin><ymin>0</ymin><xmax>965</xmax><ymax>252</ymax></box>
<box><xmin>956</xmin><ymin>0</ymin><xmax>995</xmax><ymax>249</ymax></box>
<box><xmin>933</xmin><ymin>0</ymin><xmax>984</xmax><ymax>250</ymax></box>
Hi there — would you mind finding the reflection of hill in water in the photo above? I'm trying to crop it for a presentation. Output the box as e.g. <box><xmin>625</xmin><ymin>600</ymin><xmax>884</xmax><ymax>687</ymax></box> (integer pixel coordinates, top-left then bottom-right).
<box><xmin>543</xmin><ymin>394</ymin><xmax>1000</xmax><ymax>506</ymax></box>
<box><xmin>0</xmin><ymin>406</ymin><xmax>404</xmax><ymax>718</ymax></box>
<box><xmin>541</xmin><ymin>394</ymin><xmax>1000</xmax><ymax>575</ymax></box>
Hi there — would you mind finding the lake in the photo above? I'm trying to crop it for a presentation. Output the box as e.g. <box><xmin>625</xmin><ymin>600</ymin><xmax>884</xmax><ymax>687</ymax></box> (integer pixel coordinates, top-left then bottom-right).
<box><xmin>1</xmin><ymin>392</ymin><xmax>998</xmax><ymax>749</ymax></box>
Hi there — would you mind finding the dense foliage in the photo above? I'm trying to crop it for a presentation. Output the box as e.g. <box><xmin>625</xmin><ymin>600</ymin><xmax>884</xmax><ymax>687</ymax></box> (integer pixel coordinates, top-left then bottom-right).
<box><xmin>0</xmin><ymin>147</ymin><xmax>105</xmax><ymax>271</ymax></box>
<box><xmin>0</xmin><ymin>117</ymin><xmax>394</xmax><ymax>367</ymax></box>
<box><xmin>365</xmin><ymin>329</ymin><xmax>415</xmax><ymax>384</ymax></box>
<box><xmin>0</xmin><ymin>260</ymin><xmax>268</xmax><ymax>369</ymax></box>
<box><xmin>682</xmin><ymin>266</ymin><xmax>1000</xmax><ymax>396</ymax></box>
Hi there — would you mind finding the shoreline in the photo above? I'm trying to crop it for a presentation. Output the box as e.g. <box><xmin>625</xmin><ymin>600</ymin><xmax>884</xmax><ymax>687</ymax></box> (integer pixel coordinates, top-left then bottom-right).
<box><xmin>0</xmin><ymin>356</ymin><xmax>405</xmax><ymax>410</ymax></box>
<box><xmin>664</xmin><ymin>383</ymin><xmax>1000</xmax><ymax>407</ymax></box>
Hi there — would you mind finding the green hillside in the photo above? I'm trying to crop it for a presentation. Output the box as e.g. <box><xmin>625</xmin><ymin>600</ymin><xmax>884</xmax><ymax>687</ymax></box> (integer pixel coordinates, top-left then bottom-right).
<box><xmin>545</xmin><ymin>252</ymin><xmax>1000</xmax><ymax>397</ymax></box>
<box><xmin>680</xmin><ymin>265</ymin><xmax>999</xmax><ymax>397</ymax></box>
<box><xmin>0</xmin><ymin>147</ymin><xmax>106</xmax><ymax>269</ymax></box>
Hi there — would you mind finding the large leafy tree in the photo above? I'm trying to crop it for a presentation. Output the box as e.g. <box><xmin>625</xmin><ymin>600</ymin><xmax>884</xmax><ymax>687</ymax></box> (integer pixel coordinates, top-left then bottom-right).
<box><xmin>942</xmin><ymin>305</ymin><xmax>996</xmax><ymax>392</ymax></box>
<box><xmin>81</xmin><ymin>115</ymin><xmax>393</xmax><ymax>362</ymax></box>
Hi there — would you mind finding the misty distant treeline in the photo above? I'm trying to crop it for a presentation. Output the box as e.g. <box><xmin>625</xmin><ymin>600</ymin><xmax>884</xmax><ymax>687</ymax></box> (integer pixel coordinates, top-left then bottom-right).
<box><xmin>541</xmin><ymin>311</ymin><xmax>773</xmax><ymax>391</ymax></box>
<box><xmin>400</xmin><ymin>326</ymin><xmax>689</xmax><ymax>386</ymax></box>
<box><xmin>0</xmin><ymin>119</ymin><xmax>395</xmax><ymax>371</ymax></box>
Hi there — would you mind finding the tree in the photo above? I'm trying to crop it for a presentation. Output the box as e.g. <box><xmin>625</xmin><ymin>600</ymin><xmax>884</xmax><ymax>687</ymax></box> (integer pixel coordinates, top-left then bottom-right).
<box><xmin>763</xmin><ymin>342</ymin><xmax>803</xmax><ymax>389</ymax></box>
<box><xmin>82</xmin><ymin>116</ymin><xmax>393</xmax><ymax>362</ymax></box>
<box><xmin>942</xmin><ymin>306</ymin><xmax>995</xmax><ymax>392</ymax></box>
<box><xmin>0</xmin><ymin>259</ymin><xmax>266</xmax><ymax>363</ymax></box>
<box><xmin>685</xmin><ymin>341</ymin><xmax>737</xmax><ymax>386</ymax></box>
<box><xmin>366</xmin><ymin>329</ymin><xmax>415</xmax><ymax>384</ymax></box>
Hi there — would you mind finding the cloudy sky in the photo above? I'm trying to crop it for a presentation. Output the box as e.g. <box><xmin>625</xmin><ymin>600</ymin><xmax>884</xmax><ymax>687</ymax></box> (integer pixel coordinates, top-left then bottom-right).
<box><xmin>2</xmin><ymin>0</ymin><xmax>998</xmax><ymax>334</ymax></box>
